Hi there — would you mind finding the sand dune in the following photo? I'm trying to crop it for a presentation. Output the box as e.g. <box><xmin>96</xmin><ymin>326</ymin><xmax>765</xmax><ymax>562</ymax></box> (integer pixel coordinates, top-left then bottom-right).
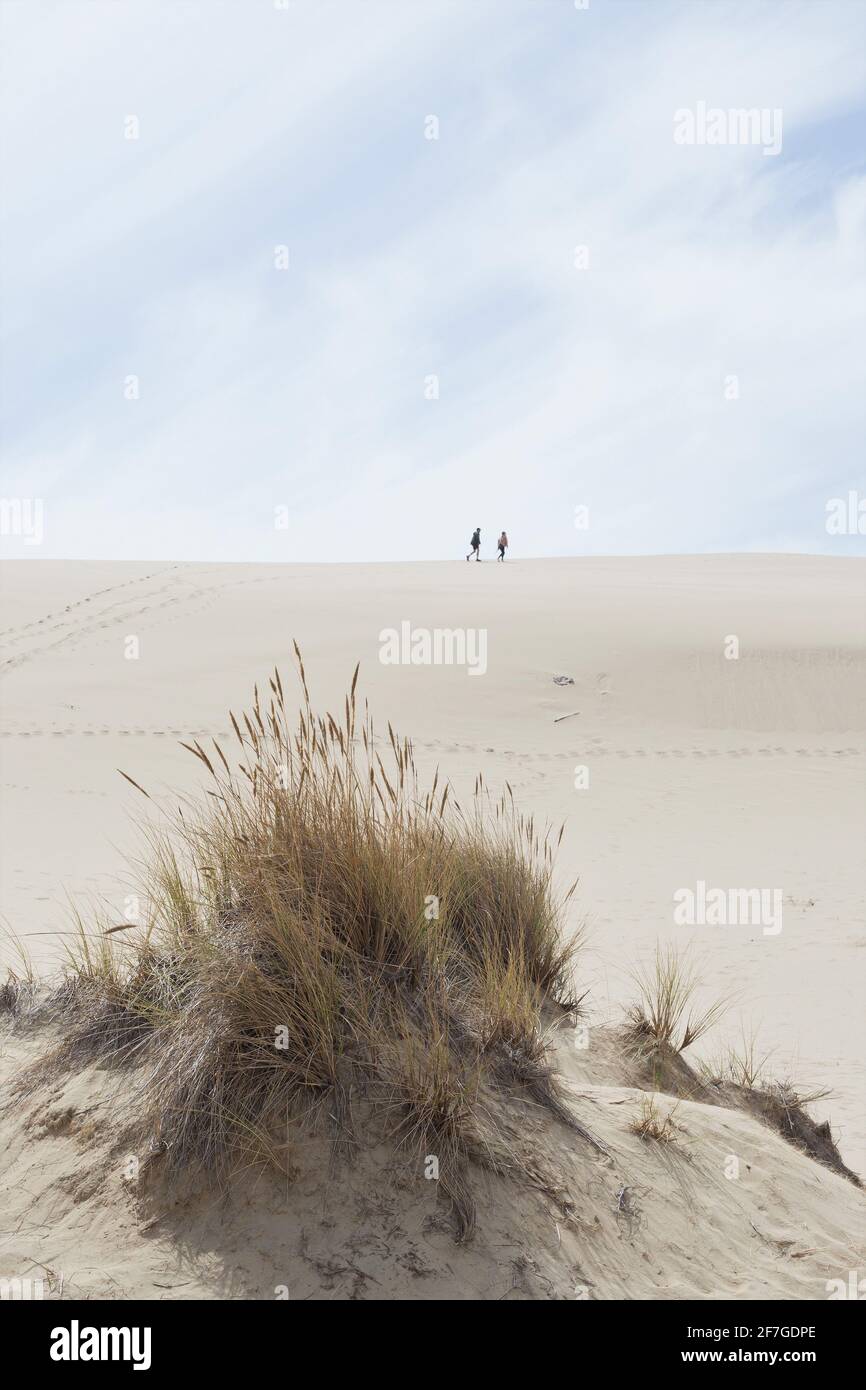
<box><xmin>1</xmin><ymin>555</ymin><xmax>864</xmax><ymax>1298</ymax></box>
<box><xmin>1</xmin><ymin>1022</ymin><xmax>863</xmax><ymax>1301</ymax></box>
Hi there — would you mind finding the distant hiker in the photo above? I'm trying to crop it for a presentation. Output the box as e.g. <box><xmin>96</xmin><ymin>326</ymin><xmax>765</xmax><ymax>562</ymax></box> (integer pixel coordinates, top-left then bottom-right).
<box><xmin>497</xmin><ymin>530</ymin><xmax>508</xmax><ymax>562</ymax></box>
<box><xmin>466</xmin><ymin>527</ymin><xmax>481</xmax><ymax>561</ymax></box>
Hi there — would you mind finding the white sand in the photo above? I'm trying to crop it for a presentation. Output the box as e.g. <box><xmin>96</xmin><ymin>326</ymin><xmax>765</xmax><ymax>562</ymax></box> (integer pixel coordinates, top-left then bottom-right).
<box><xmin>1</xmin><ymin>554</ymin><xmax>864</xmax><ymax>1172</ymax></box>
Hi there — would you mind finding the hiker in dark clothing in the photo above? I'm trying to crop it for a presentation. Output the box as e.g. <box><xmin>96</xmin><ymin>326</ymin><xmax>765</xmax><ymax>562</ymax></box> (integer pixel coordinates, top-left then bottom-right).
<box><xmin>466</xmin><ymin>527</ymin><xmax>481</xmax><ymax>561</ymax></box>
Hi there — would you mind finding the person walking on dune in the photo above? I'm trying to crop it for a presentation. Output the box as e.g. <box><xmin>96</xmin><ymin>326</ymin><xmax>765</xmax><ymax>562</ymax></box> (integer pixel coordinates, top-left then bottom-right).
<box><xmin>497</xmin><ymin>530</ymin><xmax>508</xmax><ymax>562</ymax></box>
<box><xmin>466</xmin><ymin>526</ymin><xmax>481</xmax><ymax>561</ymax></box>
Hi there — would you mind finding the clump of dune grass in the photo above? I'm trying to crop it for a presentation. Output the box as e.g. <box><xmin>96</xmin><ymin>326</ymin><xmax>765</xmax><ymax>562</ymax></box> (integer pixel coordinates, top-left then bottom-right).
<box><xmin>630</xmin><ymin>1094</ymin><xmax>680</xmax><ymax>1144</ymax></box>
<box><xmin>24</xmin><ymin>650</ymin><xmax>599</xmax><ymax>1239</ymax></box>
<box><xmin>625</xmin><ymin>943</ymin><xmax>729</xmax><ymax>1056</ymax></box>
<box><xmin>700</xmin><ymin>1025</ymin><xmax>774</xmax><ymax>1090</ymax></box>
<box><xmin>0</xmin><ymin>972</ymin><xmax>31</xmax><ymax>1016</ymax></box>
<box><xmin>700</xmin><ymin>1036</ymin><xmax>860</xmax><ymax>1185</ymax></box>
<box><xmin>729</xmin><ymin>1074</ymin><xmax>859</xmax><ymax>1183</ymax></box>
<box><xmin>0</xmin><ymin>935</ymin><xmax>37</xmax><ymax>1018</ymax></box>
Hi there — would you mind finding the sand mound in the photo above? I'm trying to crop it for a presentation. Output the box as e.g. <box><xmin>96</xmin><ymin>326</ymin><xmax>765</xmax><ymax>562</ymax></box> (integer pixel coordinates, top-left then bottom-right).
<box><xmin>2</xmin><ymin>1013</ymin><xmax>863</xmax><ymax>1301</ymax></box>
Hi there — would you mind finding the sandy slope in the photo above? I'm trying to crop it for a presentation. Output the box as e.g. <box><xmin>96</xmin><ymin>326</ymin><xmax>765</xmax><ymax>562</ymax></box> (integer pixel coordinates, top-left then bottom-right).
<box><xmin>1</xmin><ymin>1020</ymin><xmax>863</xmax><ymax>1301</ymax></box>
<box><xmin>0</xmin><ymin>554</ymin><xmax>864</xmax><ymax>1298</ymax></box>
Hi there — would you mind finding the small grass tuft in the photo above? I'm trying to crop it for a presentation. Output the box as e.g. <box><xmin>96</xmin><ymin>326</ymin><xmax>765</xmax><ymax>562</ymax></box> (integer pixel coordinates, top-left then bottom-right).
<box><xmin>625</xmin><ymin>943</ymin><xmax>729</xmax><ymax>1055</ymax></box>
<box><xmin>630</xmin><ymin>1094</ymin><xmax>680</xmax><ymax>1144</ymax></box>
<box><xmin>0</xmin><ymin>934</ymin><xmax>37</xmax><ymax>1018</ymax></box>
<box><xmin>700</xmin><ymin>1024</ymin><xmax>774</xmax><ymax>1090</ymax></box>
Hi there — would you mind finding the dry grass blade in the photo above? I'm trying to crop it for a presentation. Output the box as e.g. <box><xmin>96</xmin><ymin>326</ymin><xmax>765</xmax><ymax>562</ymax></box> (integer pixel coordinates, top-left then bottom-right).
<box><xmin>117</xmin><ymin>770</ymin><xmax>151</xmax><ymax>799</ymax></box>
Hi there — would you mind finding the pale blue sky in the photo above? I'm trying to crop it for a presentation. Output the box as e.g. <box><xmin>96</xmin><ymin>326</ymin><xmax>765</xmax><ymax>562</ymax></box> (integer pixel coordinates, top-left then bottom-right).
<box><xmin>1</xmin><ymin>0</ymin><xmax>864</xmax><ymax>560</ymax></box>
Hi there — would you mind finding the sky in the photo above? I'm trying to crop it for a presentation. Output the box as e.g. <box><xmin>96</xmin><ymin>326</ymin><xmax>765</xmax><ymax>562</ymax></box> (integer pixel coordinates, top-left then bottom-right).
<box><xmin>1</xmin><ymin>0</ymin><xmax>864</xmax><ymax>562</ymax></box>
